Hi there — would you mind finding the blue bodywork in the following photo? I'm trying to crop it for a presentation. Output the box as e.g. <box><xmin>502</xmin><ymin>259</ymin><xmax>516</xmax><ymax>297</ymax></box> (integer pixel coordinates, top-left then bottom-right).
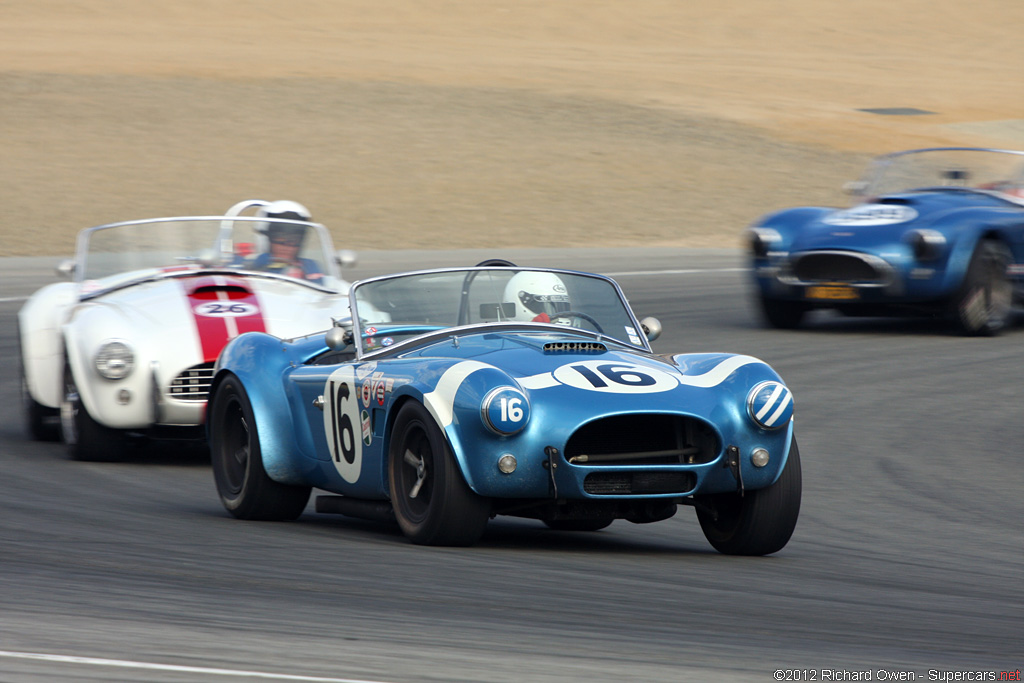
<box><xmin>210</xmin><ymin>267</ymin><xmax>796</xmax><ymax>519</ymax></box>
<box><xmin>747</xmin><ymin>148</ymin><xmax>1024</xmax><ymax>323</ymax></box>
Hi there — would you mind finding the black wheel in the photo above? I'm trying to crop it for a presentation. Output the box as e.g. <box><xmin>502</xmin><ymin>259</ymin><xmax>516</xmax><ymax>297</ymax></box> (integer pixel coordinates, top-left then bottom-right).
<box><xmin>209</xmin><ymin>375</ymin><xmax>310</xmax><ymax>520</ymax></box>
<box><xmin>388</xmin><ymin>401</ymin><xmax>490</xmax><ymax>546</ymax></box>
<box><xmin>473</xmin><ymin>259</ymin><xmax>517</xmax><ymax>267</ymax></box>
<box><xmin>544</xmin><ymin>518</ymin><xmax>613</xmax><ymax>532</ymax></box>
<box><xmin>759</xmin><ymin>295</ymin><xmax>807</xmax><ymax>329</ymax></box>
<box><xmin>60</xmin><ymin>360</ymin><xmax>128</xmax><ymax>462</ymax></box>
<box><xmin>548</xmin><ymin>310</ymin><xmax>604</xmax><ymax>333</ymax></box>
<box><xmin>951</xmin><ymin>239</ymin><xmax>1013</xmax><ymax>336</ymax></box>
<box><xmin>695</xmin><ymin>439</ymin><xmax>802</xmax><ymax>556</ymax></box>
<box><xmin>19</xmin><ymin>332</ymin><xmax>59</xmax><ymax>441</ymax></box>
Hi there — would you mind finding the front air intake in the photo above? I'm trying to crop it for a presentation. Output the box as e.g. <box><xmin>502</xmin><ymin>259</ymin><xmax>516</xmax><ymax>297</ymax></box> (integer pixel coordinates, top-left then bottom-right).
<box><xmin>565</xmin><ymin>414</ymin><xmax>719</xmax><ymax>466</ymax></box>
<box><xmin>168</xmin><ymin>362</ymin><xmax>215</xmax><ymax>402</ymax></box>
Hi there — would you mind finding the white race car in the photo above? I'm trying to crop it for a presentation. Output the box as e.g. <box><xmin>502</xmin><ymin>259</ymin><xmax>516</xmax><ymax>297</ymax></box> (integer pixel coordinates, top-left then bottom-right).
<box><xmin>19</xmin><ymin>200</ymin><xmax>357</xmax><ymax>460</ymax></box>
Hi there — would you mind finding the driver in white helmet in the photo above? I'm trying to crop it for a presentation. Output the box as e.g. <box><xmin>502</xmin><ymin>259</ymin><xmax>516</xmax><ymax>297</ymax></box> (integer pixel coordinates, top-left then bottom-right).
<box><xmin>251</xmin><ymin>200</ymin><xmax>324</xmax><ymax>283</ymax></box>
<box><xmin>503</xmin><ymin>271</ymin><xmax>572</xmax><ymax>323</ymax></box>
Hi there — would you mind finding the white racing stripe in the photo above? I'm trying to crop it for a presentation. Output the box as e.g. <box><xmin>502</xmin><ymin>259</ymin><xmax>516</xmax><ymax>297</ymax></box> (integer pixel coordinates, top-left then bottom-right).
<box><xmin>421</xmin><ymin>360</ymin><xmax>491</xmax><ymax>427</ymax></box>
<box><xmin>519</xmin><ymin>355</ymin><xmax>763</xmax><ymax>391</ymax></box>
<box><xmin>674</xmin><ymin>355</ymin><xmax>761</xmax><ymax>387</ymax></box>
<box><xmin>0</xmin><ymin>650</ymin><xmax>393</xmax><ymax>682</ymax></box>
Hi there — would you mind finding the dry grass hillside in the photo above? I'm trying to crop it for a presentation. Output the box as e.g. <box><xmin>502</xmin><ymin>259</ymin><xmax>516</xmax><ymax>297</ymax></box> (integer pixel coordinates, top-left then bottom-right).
<box><xmin>2</xmin><ymin>0</ymin><xmax>1022</xmax><ymax>256</ymax></box>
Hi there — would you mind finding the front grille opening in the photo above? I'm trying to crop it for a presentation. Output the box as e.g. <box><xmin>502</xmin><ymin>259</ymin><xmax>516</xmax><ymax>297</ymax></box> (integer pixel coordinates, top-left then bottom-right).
<box><xmin>791</xmin><ymin>253</ymin><xmax>885</xmax><ymax>283</ymax></box>
<box><xmin>564</xmin><ymin>414</ymin><xmax>719</xmax><ymax>466</ymax></box>
<box><xmin>583</xmin><ymin>471</ymin><xmax>696</xmax><ymax>495</ymax></box>
<box><xmin>168</xmin><ymin>362</ymin><xmax>215</xmax><ymax>402</ymax></box>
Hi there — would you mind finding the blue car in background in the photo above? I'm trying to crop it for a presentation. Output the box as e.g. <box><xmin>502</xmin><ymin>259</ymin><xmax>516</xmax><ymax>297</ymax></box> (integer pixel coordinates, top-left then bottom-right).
<box><xmin>746</xmin><ymin>147</ymin><xmax>1024</xmax><ymax>334</ymax></box>
<box><xmin>207</xmin><ymin>266</ymin><xmax>801</xmax><ymax>555</ymax></box>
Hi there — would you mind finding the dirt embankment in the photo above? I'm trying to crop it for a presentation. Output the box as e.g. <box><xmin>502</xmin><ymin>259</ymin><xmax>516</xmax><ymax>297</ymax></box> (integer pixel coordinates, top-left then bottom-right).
<box><xmin>2</xmin><ymin>0</ymin><xmax>1022</xmax><ymax>256</ymax></box>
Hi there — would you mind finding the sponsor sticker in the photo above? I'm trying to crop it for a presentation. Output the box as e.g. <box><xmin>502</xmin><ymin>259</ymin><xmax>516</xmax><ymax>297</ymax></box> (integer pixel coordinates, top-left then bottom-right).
<box><xmin>361</xmin><ymin>409</ymin><xmax>372</xmax><ymax>445</ymax></box>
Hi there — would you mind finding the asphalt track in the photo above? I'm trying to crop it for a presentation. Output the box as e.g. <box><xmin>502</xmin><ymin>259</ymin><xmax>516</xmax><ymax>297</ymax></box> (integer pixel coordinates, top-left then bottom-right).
<box><xmin>1</xmin><ymin>249</ymin><xmax>1021</xmax><ymax>682</ymax></box>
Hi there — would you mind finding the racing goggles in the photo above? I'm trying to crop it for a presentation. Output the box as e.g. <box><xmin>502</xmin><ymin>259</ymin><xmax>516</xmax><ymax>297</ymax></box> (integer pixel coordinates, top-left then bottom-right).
<box><xmin>519</xmin><ymin>292</ymin><xmax>571</xmax><ymax>316</ymax></box>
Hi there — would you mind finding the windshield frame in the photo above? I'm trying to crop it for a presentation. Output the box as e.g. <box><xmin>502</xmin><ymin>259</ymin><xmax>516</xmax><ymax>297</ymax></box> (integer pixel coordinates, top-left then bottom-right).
<box><xmin>71</xmin><ymin>215</ymin><xmax>343</xmax><ymax>298</ymax></box>
<box><xmin>855</xmin><ymin>147</ymin><xmax>1024</xmax><ymax>204</ymax></box>
<box><xmin>347</xmin><ymin>266</ymin><xmax>651</xmax><ymax>359</ymax></box>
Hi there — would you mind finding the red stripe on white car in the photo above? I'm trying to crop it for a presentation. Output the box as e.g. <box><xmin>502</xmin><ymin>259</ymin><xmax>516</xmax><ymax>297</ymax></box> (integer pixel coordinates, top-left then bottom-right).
<box><xmin>182</xmin><ymin>276</ymin><xmax>266</xmax><ymax>362</ymax></box>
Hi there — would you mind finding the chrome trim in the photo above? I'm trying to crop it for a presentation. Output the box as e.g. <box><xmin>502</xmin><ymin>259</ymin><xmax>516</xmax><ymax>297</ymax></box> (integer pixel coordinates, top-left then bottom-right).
<box><xmin>777</xmin><ymin>250</ymin><xmax>897</xmax><ymax>287</ymax></box>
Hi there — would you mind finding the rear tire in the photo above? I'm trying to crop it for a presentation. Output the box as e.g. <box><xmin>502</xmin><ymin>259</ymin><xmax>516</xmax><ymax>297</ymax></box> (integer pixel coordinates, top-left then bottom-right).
<box><xmin>209</xmin><ymin>375</ymin><xmax>310</xmax><ymax>520</ymax></box>
<box><xmin>695</xmin><ymin>439</ymin><xmax>802</xmax><ymax>555</ymax></box>
<box><xmin>60</xmin><ymin>361</ymin><xmax>128</xmax><ymax>462</ymax></box>
<box><xmin>951</xmin><ymin>239</ymin><xmax>1013</xmax><ymax>336</ymax></box>
<box><xmin>389</xmin><ymin>401</ymin><xmax>490</xmax><ymax>546</ymax></box>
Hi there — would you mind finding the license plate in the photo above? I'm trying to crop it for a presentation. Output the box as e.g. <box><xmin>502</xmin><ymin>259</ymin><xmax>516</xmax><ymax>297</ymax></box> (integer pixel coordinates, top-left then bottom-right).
<box><xmin>806</xmin><ymin>285</ymin><xmax>859</xmax><ymax>300</ymax></box>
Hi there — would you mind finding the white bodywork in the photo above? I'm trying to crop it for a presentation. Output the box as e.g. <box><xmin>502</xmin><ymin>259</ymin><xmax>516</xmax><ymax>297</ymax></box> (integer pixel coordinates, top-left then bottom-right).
<box><xmin>19</xmin><ymin>200</ymin><xmax>354</xmax><ymax>434</ymax></box>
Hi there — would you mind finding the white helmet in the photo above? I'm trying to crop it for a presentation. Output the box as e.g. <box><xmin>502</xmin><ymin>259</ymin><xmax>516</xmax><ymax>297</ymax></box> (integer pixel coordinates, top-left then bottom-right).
<box><xmin>257</xmin><ymin>200</ymin><xmax>312</xmax><ymax>246</ymax></box>
<box><xmin>503</xmin><ymin>271</ymin><xmax>571</xmax><ymax>322</ymax></box>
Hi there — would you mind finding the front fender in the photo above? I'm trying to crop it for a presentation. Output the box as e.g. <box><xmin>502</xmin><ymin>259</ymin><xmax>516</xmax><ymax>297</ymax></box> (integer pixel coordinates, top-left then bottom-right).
<box><xmin>61</xmin><ymin>303</ymin><xmax>160</xmax><ymax>429</ymax></box>
<box><xmin>18</xmin><ymin>282</ymin><xmax>78</xmax><ymax>409</ymax></box>
<box><xmin>210</xmin><ymin>332</ymin><xmax>317</xmax><ymax>485</ymax></box>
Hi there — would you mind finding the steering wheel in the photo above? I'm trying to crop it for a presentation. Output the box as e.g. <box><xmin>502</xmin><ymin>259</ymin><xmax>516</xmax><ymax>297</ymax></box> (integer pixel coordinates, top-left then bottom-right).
<box><xmin>548</xmin><ymin>310</ymin><xmax>604</xmax><ymax>333</ymax></box>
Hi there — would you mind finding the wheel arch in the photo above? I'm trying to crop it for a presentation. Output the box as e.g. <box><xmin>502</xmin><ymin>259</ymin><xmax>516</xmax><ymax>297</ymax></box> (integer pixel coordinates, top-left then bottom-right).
<box><xmin>383</xmin><ymin>387</ymin><xmax>482</xmax><ymax>495</ymax></box>
<box><xmin>208</xmin><ymin>335</ymin><xmax>309</xmax><ymax>485</ymax></box>
<box><xmin>935</xmin><ymin>215</ymin><xmax>1016</xmax><ymax>294</ymax></box>
<box><xmin>18</xmin><ymin>282</ymin><xmax>78</xmax><ymax>409</ymax></box>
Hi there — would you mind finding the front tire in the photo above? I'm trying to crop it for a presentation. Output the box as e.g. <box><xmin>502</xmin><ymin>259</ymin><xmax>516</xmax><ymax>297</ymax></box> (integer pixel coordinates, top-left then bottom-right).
<box><xmin>951</xmin><ymin>239</ymin><xmax>1013</xmax><ymax>336</ymax></box>
<box><xmin>388</xmin><ymin>401</ymin><xmax>490</xmax><ymax>546</ymax></box>
<box><xmin>60</xmin><ymin>361</ymin><xmax>128</xmax><ymax>462</ymax></box>
<box><xmin>209</xmin><ymin>375</ymin><xmax>310</xmax><ymax>520</ymax></box>
<box><xmin>695</xmin><ymin>438</ymin><xmax>802</xmax><ymax>555</ymax></box>
<box><xmin>758</xmin><ymin>295</ymin><xmax>807</xmax><ymax>329</ymax></box>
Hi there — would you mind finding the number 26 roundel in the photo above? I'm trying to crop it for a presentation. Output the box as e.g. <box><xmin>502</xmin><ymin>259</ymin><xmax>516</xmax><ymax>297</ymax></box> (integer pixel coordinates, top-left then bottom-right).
<box><xmin>323</xmin><ymin>366</ymin><xmax>363</xmax><ymax>483</ymax></box>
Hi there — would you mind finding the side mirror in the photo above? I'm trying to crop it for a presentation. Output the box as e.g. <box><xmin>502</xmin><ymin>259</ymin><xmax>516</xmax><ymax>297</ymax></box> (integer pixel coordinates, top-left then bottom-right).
<box><xmin>56</xmin><ymin>259</ymin><xmax>76</xmax><ymax>279</ymax></box>
<box><xmin>325</xmin><ymin>326</ymin><xmax>350</xmax><ymax>351</ymax></box>
<box><xmin>639</xmin><ymin>316</ymin><xmax>662</xmax><ymax>342</ymax></box>
<box><xmin>336</xmin><ymin>249</ymin><xmax>357</xmax><ymax>269</ymax></box>
<box><xmin>843</xmin><ymin>180</ymin><xmax>868</xmax><ymax>196</ymax></box>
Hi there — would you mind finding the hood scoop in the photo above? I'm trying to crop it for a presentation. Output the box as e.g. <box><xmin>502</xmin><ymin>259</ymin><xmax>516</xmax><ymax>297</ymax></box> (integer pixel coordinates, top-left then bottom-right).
<box><xmin>190</xmin><ymin>285</ymin><xmax>252</xmax><ymax>300</ymax></box>
<box><xmin>543</xmin><ymin>341</ymin><xmax>607</xmax><ymax>354</ymax></box>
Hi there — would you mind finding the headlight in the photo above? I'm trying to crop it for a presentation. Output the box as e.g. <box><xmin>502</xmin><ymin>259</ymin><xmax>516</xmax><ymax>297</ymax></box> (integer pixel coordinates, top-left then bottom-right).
<box><xmin>746</xmin><ymin>381</ymin><xmax>793</xmax><ymax>430</ymax></box>
<box><xmin>481</xmin><ymin>387</ymin><xmax>530</xmax><ymax>435</ymax></box>
<box><xmin>907</xmin><ymin>229</ymin><xmax>946</xmax><ymax>261</ymax></box>
<box><xmin>748</xmin><ymin>228</ymin><xmax>782</xmax><ymax>258</ymax></box>
<box><xmin>94</xmin><ymin>340</ymin><xmax>135</xmax><ymax>380</ymax></box>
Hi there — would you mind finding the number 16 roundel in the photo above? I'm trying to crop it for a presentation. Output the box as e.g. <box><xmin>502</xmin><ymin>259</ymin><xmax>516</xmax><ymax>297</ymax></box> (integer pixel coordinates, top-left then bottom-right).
<box><xmin>324</xmin><ymin>366</ymin><xmax>363</xmax><ymax>483</ymax></box>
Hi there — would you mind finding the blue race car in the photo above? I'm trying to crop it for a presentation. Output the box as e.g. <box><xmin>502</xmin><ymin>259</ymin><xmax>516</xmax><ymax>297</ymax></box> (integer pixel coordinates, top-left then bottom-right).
<box><xmin>207</xmin><ymin>266</ymin><xmax>800</xmax><ymax>554</ymax></box>
<box><xmin>746</xmin><ymin>147</ymin><xmax>1024</xmax><ymax>334</ymax></box>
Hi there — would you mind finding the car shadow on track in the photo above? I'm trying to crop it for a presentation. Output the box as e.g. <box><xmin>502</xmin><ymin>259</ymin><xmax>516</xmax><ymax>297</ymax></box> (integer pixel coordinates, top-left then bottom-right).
<box><xmin>293</xmin><ymin>512</ymin><xmax>721</xmax><ymax>555</ymax></box>
<box><xmin>744</xmin><ymin>308</ymin><xmax>1023</xmax><ymax>336</ymax></box>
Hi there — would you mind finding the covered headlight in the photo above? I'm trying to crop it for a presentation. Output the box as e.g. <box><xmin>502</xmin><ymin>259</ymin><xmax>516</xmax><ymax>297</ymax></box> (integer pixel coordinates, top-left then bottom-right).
<box><xmin>746</xmin><ymin>381</ymin><xmax>793</xmax><ymax>430</ymax></box>
<box><xmin>94</xmin><ymin>340</ymin><xmax>135</xmax><ymax>380</ymax></box>
<box><xmin>747</xmin><ymin>228</ymin><xmax>782</xmax><ymax>258</ymax></box>
<box><xmin>907</xmin><ymin>229</ymin><xmax>946</xmax><ymax>261</ymax></box>
<box><xmin>481</xmin><ymin>387</ymin><xmax>530</xmax><ymax>435</ymax></box>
